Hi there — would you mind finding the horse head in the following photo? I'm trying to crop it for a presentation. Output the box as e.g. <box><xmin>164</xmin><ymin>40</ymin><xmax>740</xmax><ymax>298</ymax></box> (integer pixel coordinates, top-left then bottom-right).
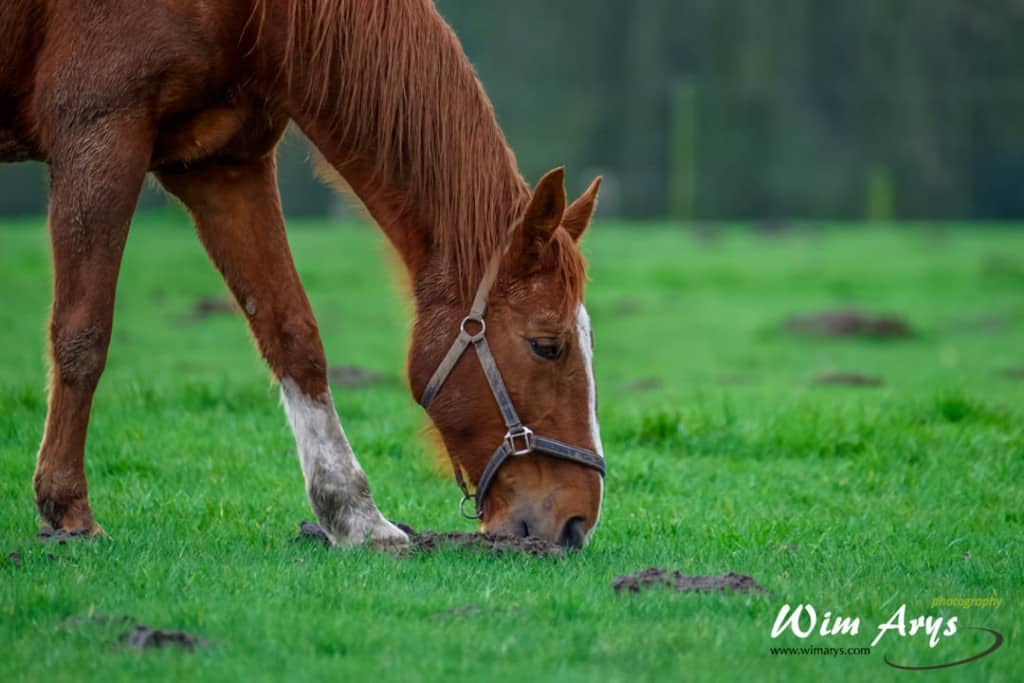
<box><xmin>410</xmin><ymin>168</ymin><xmax>605</xmax><ymax>548</ymax></box>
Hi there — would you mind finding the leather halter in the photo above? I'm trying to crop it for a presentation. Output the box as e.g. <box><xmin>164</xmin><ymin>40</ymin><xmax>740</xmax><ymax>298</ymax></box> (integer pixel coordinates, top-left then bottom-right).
<box><xmin>418</xmin><ymin>242</ymin><xmax>607</xmax><ymax>519</ymax></box>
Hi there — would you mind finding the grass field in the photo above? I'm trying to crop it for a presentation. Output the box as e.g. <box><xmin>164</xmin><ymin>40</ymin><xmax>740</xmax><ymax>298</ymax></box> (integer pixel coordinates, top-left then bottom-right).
<box><xmin>1</xmin><ymin>214</ymin><xmax>1022</xmax><ymax>682</ymax></box>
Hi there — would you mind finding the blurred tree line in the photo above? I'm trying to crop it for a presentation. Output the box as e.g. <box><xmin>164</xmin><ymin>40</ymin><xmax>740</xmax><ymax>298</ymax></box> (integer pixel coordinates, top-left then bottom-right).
<box><xmin>2</xmin><ymin>0</ymin><xmax>1023</xmax><ymax>221</ymax></box>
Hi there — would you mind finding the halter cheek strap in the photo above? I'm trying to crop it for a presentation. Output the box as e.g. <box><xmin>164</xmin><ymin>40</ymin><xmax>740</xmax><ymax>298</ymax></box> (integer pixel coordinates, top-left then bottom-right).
<box><xmin>418</xmin><ymin>251</ymin><xmax>606</xmax><ymax>520</ymax></box>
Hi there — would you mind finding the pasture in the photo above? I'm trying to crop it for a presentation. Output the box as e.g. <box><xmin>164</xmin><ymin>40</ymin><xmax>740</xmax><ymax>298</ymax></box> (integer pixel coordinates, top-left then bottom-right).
<box><xmin>2</xmin><ymin>215</ymin><xmax>1021</xmax><ymax>681</ymax></box>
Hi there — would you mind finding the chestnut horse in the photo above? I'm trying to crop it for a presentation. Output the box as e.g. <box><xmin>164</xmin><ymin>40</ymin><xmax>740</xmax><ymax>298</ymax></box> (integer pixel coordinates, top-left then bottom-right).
<box><xmin>0</xmin><ymin>0</ymin><xmax>605</xmax><ymax>548</ymax></box>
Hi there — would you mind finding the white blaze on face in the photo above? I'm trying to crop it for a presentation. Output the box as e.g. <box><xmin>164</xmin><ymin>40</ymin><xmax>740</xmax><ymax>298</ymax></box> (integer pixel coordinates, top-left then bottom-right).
<box><xmin>575</xmin><ymin>304</ymin><xmax>603</xmax><ymax>456</ymax></box>
<box><xmin>576</xmin><ymin>304</ymin><xmax>604</xmax><ymax>537</ymax></box>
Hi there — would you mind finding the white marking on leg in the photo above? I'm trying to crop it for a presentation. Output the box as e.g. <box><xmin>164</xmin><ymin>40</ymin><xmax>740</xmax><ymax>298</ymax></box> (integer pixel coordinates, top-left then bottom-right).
<box><xmin>576</xmin><ymin>304</ymin><xmax>604</xmax><ymax>539</ymax></box>
<box><xmin>279</xmin><ymin>377</ymin><xmax>406</xmax><ymax>547</ymax></box>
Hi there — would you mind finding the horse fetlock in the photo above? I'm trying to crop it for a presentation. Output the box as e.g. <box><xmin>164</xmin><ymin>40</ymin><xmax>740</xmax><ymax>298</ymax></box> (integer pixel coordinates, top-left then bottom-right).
<box><xmin>309</xmin><ymin>480</ymin><xmax>407</xmax><ymax>548</ymax></box>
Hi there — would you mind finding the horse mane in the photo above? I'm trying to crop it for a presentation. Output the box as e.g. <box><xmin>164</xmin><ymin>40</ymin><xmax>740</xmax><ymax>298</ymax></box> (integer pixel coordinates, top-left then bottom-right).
<box><xmin>255</xmin><ymin>0</ymin><xmax>533</xmax><ymax>300</ymax></box>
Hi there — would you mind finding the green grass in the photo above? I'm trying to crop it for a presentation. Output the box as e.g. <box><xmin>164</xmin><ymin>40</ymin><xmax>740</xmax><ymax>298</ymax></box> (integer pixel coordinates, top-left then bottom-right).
<box><xmin>2</xmin><ymin>215</ymin><xmax>1022</xmax><ymax>682</ymax></box>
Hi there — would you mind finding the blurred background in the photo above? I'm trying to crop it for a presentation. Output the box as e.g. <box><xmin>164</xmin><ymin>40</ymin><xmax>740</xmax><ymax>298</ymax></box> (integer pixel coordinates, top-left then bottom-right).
<box><xmin>2</xmin><ymin>1</ymin><xmax>1024</xmax><ymax>222</ymax></box>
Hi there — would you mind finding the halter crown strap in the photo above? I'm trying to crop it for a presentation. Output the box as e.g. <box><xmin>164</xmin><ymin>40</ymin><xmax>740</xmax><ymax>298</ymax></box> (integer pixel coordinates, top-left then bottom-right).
<box><xmin>419</xmin><ymin>245</ymin><xmax>505</xmax><ymax>409</ymax></box>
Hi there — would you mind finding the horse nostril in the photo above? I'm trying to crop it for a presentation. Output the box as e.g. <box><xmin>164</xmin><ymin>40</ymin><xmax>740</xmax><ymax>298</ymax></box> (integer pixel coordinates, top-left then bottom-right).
<box><xmin>514</xmin><ymin>519</ymin><xmax>530</xmax><ymax>538</ymax></box>
<box><xmin>557</xmin><ymin>516</ymin><xmax>587</xmax><ymax>549</ymax></box>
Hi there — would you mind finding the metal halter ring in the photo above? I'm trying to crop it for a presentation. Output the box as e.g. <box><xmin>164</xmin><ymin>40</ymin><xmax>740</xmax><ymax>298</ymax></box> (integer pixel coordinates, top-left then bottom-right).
<box><xmin>459</xmin><ymin>315</ymin><xmax>487</xmax><ymax>342</ymax></box>
<box><xmin>505</xmin><ymin>425</ymin><xmax>535</xmax><ymax>456</ymax></box>
<box><xmin>459</xmin><ymin>493</ymin><xmax>483</xmax><ymax>519</ymax></box>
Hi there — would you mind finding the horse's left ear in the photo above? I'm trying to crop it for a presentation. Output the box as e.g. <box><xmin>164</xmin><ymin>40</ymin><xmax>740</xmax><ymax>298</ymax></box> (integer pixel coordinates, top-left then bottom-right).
<box><xmin>563</xmin><ymin>176</ymin><xmax>602</xmax><ymax>242</ymax></box>
<box><xmin>520</xmin><ymin>167</ymin><xmax>567</xmax><ymax>251</ymax></box>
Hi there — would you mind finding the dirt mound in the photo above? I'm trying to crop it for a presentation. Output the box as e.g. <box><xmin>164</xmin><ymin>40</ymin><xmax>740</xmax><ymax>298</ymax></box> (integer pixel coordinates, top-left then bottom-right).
<box><xmin>613</xmin><ymin>568</ymin><xmax>768</xmax><ymax>595</ymax></box>
<box><xmin>785</xmin><ymin>309</ymin><xmax>912</xmax><ymax>338</ymax></box>
<box><xmin>412</xmin><ymin>530</ymin><xmax>563</xmax><ymax>557</ymax></box>
<box><xmin>120</xmin><ymin>625</ymin><xmax>206</xmax><ymax>652</ymax></box>
<box><xmin>815</xmin><ymin>371</ymin><xmax>883</xmax><ymax>387</ymax></box>
<box><xmin>184</xmin><ymin>296</ymin><xmax>237</xmax><ymax>322</ymax></box>
<box><xmin>37</xmin><ymin>526</ymin><xmax>90</xmax><ymax>544</ymax></box>
<box><xmin>298</xmin><ymin>520</ymin><xmax>332</xmax><ymax>545</ymax></box>
<box><xmin>56</xmin><ymin>614</ymin><xmax>206</xmax><ymax>653</ymax></box>
<box><xmin>296</xmin><ymin>521</ymin><xmax>563</xmax><ymax>557</ymax></box>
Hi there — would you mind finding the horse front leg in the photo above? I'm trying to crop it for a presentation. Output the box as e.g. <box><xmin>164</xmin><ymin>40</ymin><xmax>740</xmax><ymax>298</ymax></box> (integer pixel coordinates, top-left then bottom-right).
<box><xmin>157</xmin><ymin>156</ymin><xmax>407</xmax><ymax>548</ymax></box>
<box><xmin>34</xmin><ymin>116</ymin><xmax>152</xmax><ymax>534</ymax></box>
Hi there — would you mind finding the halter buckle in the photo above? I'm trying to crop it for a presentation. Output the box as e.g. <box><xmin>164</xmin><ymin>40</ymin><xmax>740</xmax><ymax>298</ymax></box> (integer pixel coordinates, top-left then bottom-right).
<box><xmin>505</xmin><ymin>425</ymin><xmax>535</xmax><ymax>456</ymax></box>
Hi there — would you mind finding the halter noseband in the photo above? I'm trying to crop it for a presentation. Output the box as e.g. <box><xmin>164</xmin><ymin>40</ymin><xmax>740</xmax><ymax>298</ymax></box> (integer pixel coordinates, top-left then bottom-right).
<box><xmin>418</xmin><ymin>243</ymin><xmax>607</xmax><ymax>520</ymax></box>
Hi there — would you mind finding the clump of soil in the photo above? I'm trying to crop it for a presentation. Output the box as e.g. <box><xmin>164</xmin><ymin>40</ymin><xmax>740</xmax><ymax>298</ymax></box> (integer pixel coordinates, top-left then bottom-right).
<box><xmin>328</xmin><ymin>365</ymin><xmax>387</xmax><ymax>389</ymax></box>
<box><xmin>412</xmin><ymin>530</ymin><xmax>563</xmax><ymax>557</ymax></box>
<box><xmin>57</xmin><ymin>614</ymin><xmax>205</xmax><ymax>653</ymax></box>
<box><xmin>1000</xmin><ymin>368</ymin><xmax>1024</xmax><ymax>381</ymax></box>
<box><xmin>297</xmin><ymin>521</ymin><xmax>331</xmax><ymax>545</ymax></box>
<box><xmin>785</xmin><ymin>309</ymin><xmax>912</xmax><ymax>339</ymax></box>
<box><xmin>613</xmin><ymin>568</ymin><xmax>768</xmax><ymax>595</ymax></box>
<box><xmin>815</xmin><ymin>371</ymin><xmax>883</xmax><ymax>387</ymax></box>
<box><xmin>120</xmin><ymin>625</ymin><xmax>206</xmax><ymax>652</ymax></box>
<box><xmin>296</xmin><ymin>521</ymin><xmax>563</xmax><ymax>557</ymax></box>
<box><xmin>37</xmin><ymin>526</ymin><xmax>90</xmax><ymax>544</ymax></box>
<box><xmin>184</xmin><ymin>296</ymin><xmax>237</xmax><ymax>321</ymax></box>
<box><xmin>8</xmin><ymin>551</ymin><xmax>21</xmax><ymax>567</ymax></box>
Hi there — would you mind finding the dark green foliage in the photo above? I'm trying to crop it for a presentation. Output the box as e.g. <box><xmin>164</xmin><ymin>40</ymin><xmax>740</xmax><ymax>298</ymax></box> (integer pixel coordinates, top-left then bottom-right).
<box><xmin>5</xmin><ymin>3</ymin><xmax>1024</xmax><ymax>220</ymax></box>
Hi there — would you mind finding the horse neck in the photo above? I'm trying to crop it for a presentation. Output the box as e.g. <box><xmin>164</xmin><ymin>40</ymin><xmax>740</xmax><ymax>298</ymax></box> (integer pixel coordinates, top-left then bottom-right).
<box><xmin>259</xmin><ymin>0</ymin><xmax>531</xmax><ymax>295</ymax></box>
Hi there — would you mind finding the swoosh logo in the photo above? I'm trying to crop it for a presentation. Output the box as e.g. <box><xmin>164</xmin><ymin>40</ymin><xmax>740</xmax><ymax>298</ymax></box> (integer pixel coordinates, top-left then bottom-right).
<box><xmin>884</xmin><ymin>627</ymin><xmax>1003</xmax><ymax>671</ymax></box>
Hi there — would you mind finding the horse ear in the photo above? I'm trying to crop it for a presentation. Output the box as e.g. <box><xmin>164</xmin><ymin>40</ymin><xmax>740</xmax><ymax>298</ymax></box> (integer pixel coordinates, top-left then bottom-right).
<box><xmin>520</xmin><ymin>167</ymin><xmax>567</xmax><ymax>251</ymax></box>
<box><xmin>563</xmin><ymin>176</ymin><xmax>602</xmax><ymax>242</ymax></box>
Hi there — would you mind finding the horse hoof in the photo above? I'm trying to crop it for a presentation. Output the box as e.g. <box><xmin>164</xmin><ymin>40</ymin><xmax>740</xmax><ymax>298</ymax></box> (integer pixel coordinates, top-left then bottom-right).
<box><xmin>369</xmin><ymin>529</ymin><xmax>410</xmax><ymax>552</ymax></box>
<box><xmin>327</xmin><ymin>515</ymin><xmax>409</xmax><ymax>550</ymax></box>
<box><xmin>364</xmin><ymin>517</ymin><xmax>410</xmax><ymax>551</ymax></box>
<box><xmin>38</xmin><ymin>522</ymin><xmax>103</xmax><ymax>543</ymax></box>
<box><xmin>36</xmin><ymin>493</ymin><xmax>99</xmax><ymax>533</ymax></box>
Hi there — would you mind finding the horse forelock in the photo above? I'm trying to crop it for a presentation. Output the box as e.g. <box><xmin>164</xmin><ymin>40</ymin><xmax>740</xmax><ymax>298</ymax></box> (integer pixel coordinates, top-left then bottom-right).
<box><xmin>541</xmin><ymin>229</ymin><xmax>589</xmax><ymax>318</ymax></box>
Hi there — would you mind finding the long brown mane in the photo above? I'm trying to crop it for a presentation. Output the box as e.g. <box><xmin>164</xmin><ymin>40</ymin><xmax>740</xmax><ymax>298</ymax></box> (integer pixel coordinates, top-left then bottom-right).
<box><xmin>255</xmin><ymin>0</ymin><xmax>532</xmax><ymax>298</ymax></box>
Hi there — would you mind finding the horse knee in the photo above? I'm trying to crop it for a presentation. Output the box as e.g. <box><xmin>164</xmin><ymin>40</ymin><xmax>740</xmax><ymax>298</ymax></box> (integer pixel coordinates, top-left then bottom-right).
<box><xmin>51</xmin><ymin>324</ymin><xmax>109</xmax><ymax>388</ymax></box>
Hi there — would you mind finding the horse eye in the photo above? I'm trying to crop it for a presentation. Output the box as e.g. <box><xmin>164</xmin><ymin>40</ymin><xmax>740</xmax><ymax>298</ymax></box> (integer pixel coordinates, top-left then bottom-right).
<box><xmin>528</xmin><ymin>337</ymin><xmax>562</xmax><ymax>361</ymax></box>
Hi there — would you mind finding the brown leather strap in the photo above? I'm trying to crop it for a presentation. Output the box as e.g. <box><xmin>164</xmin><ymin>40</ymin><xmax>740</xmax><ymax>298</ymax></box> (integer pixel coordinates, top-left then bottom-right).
<box><xmin>472</xmin><ymin>335</ymin><xmax>522</xmax><ymax>430</ymax></box>
<box><xmin>420</xmin><ymin>244</ymin><xmax>505</xmax><ymax>409</ymax></box>
<box><xmin>419</xmin><ymin>330</ymin><xmax>473</xmax><ymax>409</ymax></box>
<box><xmin>418</xmin><ymin>225</ymin><xmax>605</xmax><ymax>520</ymax></box>
<box><xmin>472</xmin><ymin>434</ymin><xmax>607</xmax><ymax>520</ymax></box>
